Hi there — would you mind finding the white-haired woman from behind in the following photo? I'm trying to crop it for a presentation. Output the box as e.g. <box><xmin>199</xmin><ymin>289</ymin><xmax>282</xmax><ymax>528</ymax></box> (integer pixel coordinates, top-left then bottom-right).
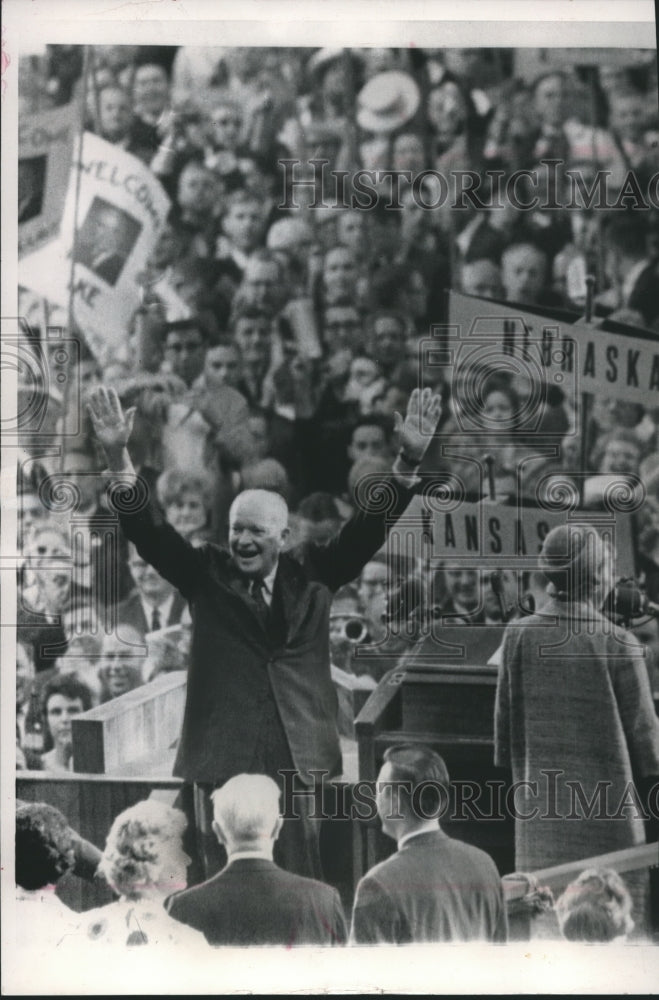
<box><xmin>556</xmin><ymin>868</ymin><xmax>635</xmax><ymax>943</ymax></box>
<box><xmin>84</xmin><ymin>799</ymin><xmax>208</xmax><ymax>950</ymax></box>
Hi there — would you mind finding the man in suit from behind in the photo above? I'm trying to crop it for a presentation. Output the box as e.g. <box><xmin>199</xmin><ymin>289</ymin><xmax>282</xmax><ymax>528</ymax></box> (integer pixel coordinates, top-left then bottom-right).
<box><xmin>166</xmin><ymin>773</ymin><xmax>347</xmax><ymax>947</ymax></box>
<box><xmin>350</xmin><ymin>745</ymin><xmax>507</xmax><ymax>944</ymax></box>
<box><xmin>117</xmin><ymin>543</ymin><xmax>188</xmax><ymax>638</ymax></box>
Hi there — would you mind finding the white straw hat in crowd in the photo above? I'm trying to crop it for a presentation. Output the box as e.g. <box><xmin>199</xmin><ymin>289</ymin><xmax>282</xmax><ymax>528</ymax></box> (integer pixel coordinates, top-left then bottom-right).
<box><xmin>356</xmin><ymin>70</ymin><xmax>421</xmax><ymax>135</ymax></box>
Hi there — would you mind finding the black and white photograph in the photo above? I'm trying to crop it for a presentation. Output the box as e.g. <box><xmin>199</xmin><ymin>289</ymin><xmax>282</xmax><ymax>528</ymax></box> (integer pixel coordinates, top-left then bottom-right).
<box><xmin>2</xmin><ymin>0</ymin><xmax>659</xmax><ymax>994</ymax></box>
<box><xmin>74</xmin><ymin>196</ymin><xmax>142</xmax><ymax>287</ymax></box>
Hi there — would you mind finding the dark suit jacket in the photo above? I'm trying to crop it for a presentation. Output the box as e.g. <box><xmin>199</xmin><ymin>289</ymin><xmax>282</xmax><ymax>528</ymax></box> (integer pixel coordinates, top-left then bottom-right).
<box><xmin>118</xmin><ymin>475</ymin><xmax>415</xmax><ymax>784</ymax></box>
<box><xmin>629</xmin><ymin>261</ymin><xmax>659</xmax><ymax>327</ymax></box>
<box><xmin>350</xmin><ymin>830</ymin><xmax>507</xmax><ymax>944</ymax></box>
<box><xmin>166</xmin><ymin>857</ymin><xmax>347</xmax><ymax>946</ymax></box>
<box><xmin>91</xmin><ymin>251</ymin><xmax>125</xmax><ymax>286</ymax></box>
<box><xmin>115</xmin><ymin>588</ymin><xmax>187</xmax><ymax>638</ymax></box>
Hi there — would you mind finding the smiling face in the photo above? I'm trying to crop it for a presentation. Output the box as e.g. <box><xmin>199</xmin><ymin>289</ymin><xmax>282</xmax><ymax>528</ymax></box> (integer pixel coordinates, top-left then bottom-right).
<box><xmin>229</xmin><ymin>491</ymin><xmax>289</xmax><ymax>579</ymax></box>
<box><xmin>443</xmin><ymin>567</ymin><xmax>480</xmax><ymax>611</ymax></box>
<box><xmin>100</xmin><ymin>630</ymin><xmax>144</xmax><ymax>698</ymax></box>
<box><xmin>349</xmin><ymin>356</ymin><xmax>380</xmax><ymax>389</ymax></box>
<box><xmin>483</xmin><ymin>389</ymin><xmax>515</xmax><ymax>426</ymax></box>
<box><xmin>165</xmin><ymin>491</ymin><xmax>207</xmax><ymax>538</ymax></box>
<box><xmin>601</xmin><ymin>439</ymin><xmax>641</xmax><ymax>476</ymax></box>
<box><xmin>30</xmin><ymin>529</ymin><xmax>71</xmax><ymax>611</ymax></box>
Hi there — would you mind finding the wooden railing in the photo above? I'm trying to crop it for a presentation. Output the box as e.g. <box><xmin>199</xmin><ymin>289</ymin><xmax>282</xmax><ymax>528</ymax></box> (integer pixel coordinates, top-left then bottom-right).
<box><xmin>502</xmin><ymin>842</ymin><xmax>659</xmax><ymax>941</ymax></box>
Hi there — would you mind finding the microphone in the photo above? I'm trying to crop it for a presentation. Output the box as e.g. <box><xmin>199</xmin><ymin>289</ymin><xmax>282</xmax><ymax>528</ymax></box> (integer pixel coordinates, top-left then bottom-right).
<box><xmin>603</xmin><ymin>578</ymin><xmax>659</xmax><ymax>622</ymax></box>
<box><xmin>490</xmin><ymin>570</ymin><xmax>514</xmax><ymax>623</ymax></box>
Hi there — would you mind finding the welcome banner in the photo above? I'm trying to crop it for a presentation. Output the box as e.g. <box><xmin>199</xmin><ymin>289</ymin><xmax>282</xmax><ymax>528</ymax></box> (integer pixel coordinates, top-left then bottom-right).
<box><xmin>19</xmin><ymin>133</ymin><xmax>170</xmax><ymax>365</ymax></box>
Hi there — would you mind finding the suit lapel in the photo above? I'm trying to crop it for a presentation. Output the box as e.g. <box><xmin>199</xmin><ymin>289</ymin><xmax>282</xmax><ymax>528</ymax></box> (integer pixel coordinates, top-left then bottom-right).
<box><xmin>275</xmin><ymin>556</ymin><xmax>317</xmax><ymax>642</ymax></box>
<box><xmin>128</xmin><ymin>591</ymin><xmax>149</xmax><ymax>634</ymax></box>
<box><xmin>210</xmin><ymin>550</ymin><xmax>316</xmax><ymax>644</ymax></box>
<box><xmin>169</xmin><ymin>591</ymin><xmax>188</xmax><ymax>626</ymax></box>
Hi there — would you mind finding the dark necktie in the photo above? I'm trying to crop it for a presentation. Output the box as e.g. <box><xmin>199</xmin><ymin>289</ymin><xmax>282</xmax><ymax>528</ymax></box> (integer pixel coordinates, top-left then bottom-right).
<box><xmin>151</xmin><ymin>606</ymin><xmax>162</xmax><ymax>632</ymax></box>
<box><xmin>249</xmin><ymin>578</ymin><xmax>270</xmax><ymax>619</ymax></box>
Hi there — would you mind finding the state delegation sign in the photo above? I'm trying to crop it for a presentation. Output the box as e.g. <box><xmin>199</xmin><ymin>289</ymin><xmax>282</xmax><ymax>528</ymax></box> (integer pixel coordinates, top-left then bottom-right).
<box><xmin>447</xmin><ymin>291</ymin><xmax>659</xmax><ymax>405</ymax></box>
<box><xmin>389</xmin><ymin>496</ymin><xmax>635</xmax><ymax>578</ymax></box>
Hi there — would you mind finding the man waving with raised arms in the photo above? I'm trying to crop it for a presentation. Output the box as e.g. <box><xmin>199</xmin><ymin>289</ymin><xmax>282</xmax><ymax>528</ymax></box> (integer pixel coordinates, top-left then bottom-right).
<box><xmin>88</xmin><ymin>384</ymin><xmax>441</xmax><ymax>879</ymax></box>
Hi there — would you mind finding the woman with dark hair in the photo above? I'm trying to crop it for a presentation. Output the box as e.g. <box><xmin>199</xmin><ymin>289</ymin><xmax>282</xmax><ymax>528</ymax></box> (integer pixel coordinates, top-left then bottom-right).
<box><xmin>426</xmin><ymin>72</ymin><xmax>489</xmax><ymax>173</ymax></box>
<box><xmin>15</xmin><ymin>803</ymin><xmax>80</xmax><ymax>948</ymax></box>
<box><xmin>38</xmin><ymin>674</ymin><xmax>93</xmax><ymax>773</ymax></box>
<box><xmin>83</xmin><ymin>800</ymin><xmax>207</xmax><ymax>949</ymax></box>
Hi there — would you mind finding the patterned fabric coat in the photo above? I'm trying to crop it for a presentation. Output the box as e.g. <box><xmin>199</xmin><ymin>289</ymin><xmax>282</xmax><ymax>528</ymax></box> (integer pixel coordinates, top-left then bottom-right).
<box><xmin>495</xmin><ymin>596</ymin><xmax>659</xmax><ymax>871</ymax></box>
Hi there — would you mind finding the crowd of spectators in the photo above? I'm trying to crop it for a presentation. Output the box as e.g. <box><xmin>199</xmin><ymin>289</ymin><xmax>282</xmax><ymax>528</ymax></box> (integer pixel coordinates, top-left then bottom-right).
<box><xmin>15</xmin><ymin>45</ymin><xmax>659</xmax><ymax>775</ymax></box>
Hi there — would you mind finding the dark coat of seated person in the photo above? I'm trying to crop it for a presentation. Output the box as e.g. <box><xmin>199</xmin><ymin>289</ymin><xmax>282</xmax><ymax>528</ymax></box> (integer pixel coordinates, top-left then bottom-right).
<box><xmin>165</xmin><ymin>773</ymin><xmax>347</xmax><ymax>947</ymax></box>
<box><xmin>350</xmin><ymin>745</ymin><xmax>508</xmax><ymax>945</ymax></box>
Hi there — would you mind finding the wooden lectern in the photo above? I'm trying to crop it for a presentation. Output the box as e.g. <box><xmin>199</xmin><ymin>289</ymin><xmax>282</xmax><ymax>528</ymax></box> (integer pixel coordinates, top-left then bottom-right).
<box><xmin>71</xmin><ymin>671</ymin><xmax>187</xmax><ymax>775</ymax></box>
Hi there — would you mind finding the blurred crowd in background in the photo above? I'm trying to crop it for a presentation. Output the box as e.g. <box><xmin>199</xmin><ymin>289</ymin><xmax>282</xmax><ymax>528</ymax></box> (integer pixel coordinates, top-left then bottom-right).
<box><xmin>14</xmin><ymin>44</ymin><xmax>659</xmax><ymax>772</ymax></box>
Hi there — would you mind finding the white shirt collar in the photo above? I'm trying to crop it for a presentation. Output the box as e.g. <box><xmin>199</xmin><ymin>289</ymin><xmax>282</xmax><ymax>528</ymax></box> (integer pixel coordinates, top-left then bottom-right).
<box><xmin>141</xmin><ymin>591</ymin><xmax>176</xmax><ymax>630</ymax></box>
<box><xmin>227</xmin><ymin>849</ymin><xmax>274</xmax><ymax>863</ymax></box>
<box><xmin>398</xmin><ymin>825</ymin><xmax>441</xmax><ymax>850</ymax></box>
<box><xmin>261</xmin><ymin>563</ymin><xmax>278</xmax><ymax>598</ymax></box>
<box><xmin>249</xmin><ymin>564</ymin><xmax>278</xmax><ymax>607</ymax></box>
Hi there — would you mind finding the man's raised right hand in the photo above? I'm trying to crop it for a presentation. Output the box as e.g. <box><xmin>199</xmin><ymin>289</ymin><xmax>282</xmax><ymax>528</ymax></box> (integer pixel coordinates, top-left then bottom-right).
<box><xmin>87</xmin><ymin>386</ymin><xmax>136</xmax><ymax>456</ymax></box>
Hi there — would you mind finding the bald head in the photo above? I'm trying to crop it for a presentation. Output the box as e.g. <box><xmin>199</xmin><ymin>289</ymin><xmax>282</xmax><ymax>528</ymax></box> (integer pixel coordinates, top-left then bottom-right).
<box><xmin>211</xmin><ymin>774</ymin><xmax>282</xmax><ymax>855</ymax></box>
<box><xmin>229</xmin><ymin>489</ymin><xmax>290</xmax><ymax>578</ymax></box>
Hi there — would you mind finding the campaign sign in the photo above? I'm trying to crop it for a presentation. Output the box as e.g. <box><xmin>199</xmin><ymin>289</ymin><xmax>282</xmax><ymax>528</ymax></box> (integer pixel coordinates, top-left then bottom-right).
<box><xmin>18</xmin><ymin>102</ymin><xmax>77</xmax><ymax>257</ymax></box>
<box><xmin>19</xmin><ymin>133</ymin><xmax>170</xmax><ymax>366</ymax></box>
